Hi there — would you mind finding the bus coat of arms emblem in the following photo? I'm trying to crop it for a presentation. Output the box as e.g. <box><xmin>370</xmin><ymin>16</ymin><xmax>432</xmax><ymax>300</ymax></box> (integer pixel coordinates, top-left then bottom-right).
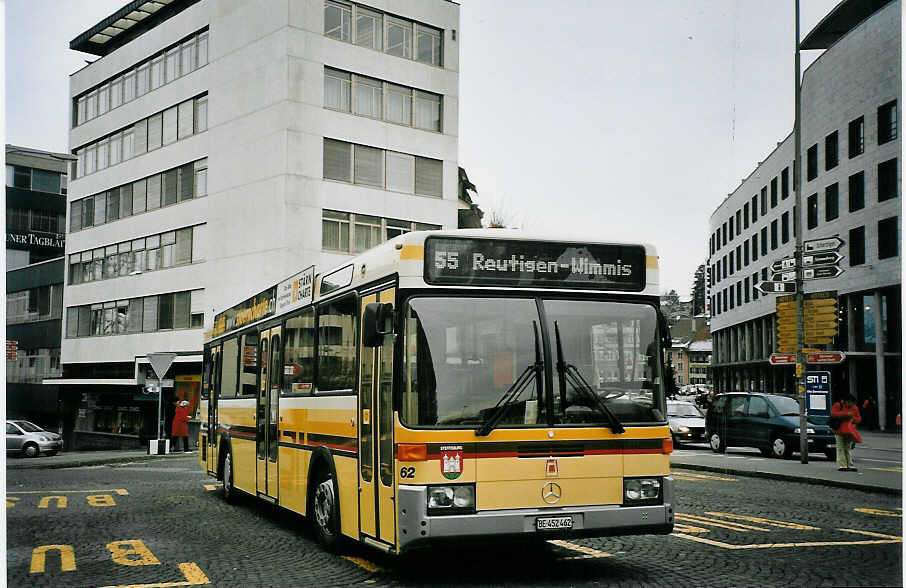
<box><xmin>440</xmin><ymin>445</ymin><xmax>463</xmax><ymax>480</ymax></box>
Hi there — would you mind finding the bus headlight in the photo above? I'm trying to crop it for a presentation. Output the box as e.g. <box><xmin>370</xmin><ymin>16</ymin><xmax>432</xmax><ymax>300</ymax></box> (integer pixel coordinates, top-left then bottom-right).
<box><xmin>794</xmin><ymin>428</ymin><xmax>815</xmax><ymax>434</ymax></box>
<box><xmin>676</xmin><ymin>426</ymin><xmax>690</xmax><ymax>434</ymax></box>
<box><xmin>623</xmin><ymin>478</ymin><xmax>662</xmax><ymax>505</ymax></box>
<box><xmin>427</xmin><ymin>484</ymin><xmax>475</xmax><ymax>514</ymax></box>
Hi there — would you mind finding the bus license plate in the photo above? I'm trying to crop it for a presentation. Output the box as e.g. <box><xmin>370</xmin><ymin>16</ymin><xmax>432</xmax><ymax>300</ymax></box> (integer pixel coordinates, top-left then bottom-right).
<box><xmin>536</xmin><ymin>516</ymin><xmax>573</xmax><ymax>530</ymax></box>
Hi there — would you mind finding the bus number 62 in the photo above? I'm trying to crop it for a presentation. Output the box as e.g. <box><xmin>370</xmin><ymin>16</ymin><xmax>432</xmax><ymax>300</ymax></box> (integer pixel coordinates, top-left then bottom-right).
<box><xmin>399</xmin><ymin>466</ymin><xmax>416</xmax><ymax>478</ymax></box>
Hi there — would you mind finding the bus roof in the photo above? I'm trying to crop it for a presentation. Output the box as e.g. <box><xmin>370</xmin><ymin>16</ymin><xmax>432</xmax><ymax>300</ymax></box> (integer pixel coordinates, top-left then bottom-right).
<box><xmin>206</xmin><ymin>229</ymin><xmax>660</xmax><ymax>342</ymax></box>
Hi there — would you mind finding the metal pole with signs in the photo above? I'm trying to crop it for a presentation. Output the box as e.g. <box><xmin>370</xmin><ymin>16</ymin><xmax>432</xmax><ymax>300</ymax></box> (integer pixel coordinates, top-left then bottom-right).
<box><xmin>148</xmin><ymin>352</ymin><xmax>177</xmax><ymax>454</ymax></box>
<box><xmin>793</xmin><ymin>1</ymin><xmax>808</xmax><ymax>464</ymax></box>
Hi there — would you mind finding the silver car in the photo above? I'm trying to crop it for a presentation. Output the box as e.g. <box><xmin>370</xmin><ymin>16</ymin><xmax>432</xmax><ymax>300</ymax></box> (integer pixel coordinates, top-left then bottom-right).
<box><xmin>6</xmin><ymin>420</ymin><xmax>63</xmax><ymax>457</ymax></box>
<box><xmin>667</xmin><ymin>401</ymin><xmax>707</xmax><ymax>448</ymax></box>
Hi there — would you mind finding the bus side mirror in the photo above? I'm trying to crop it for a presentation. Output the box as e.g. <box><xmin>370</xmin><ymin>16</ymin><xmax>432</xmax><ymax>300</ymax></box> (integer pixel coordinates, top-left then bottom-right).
<box><xmin>658</xmin><ymin>312</ymin><xmax>672</xmax><ymax>350</ymax></box>
<box><xmin>363</xmin><ymin>302</ymin><xmax>394</xmax><ymax>348</ymax></box>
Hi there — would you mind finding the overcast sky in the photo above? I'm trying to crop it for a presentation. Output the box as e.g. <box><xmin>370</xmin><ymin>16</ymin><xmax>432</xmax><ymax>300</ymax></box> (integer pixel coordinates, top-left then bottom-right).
<box><xmin>4</xmin><ymin>0</ymin><xmax>840</xmax><ymax>295</ymax></box>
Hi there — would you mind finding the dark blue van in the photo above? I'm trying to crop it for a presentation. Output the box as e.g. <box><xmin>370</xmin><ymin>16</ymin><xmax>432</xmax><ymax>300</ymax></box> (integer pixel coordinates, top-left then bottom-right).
<box><xmin>705</xmin><ymin>393</ymin><xmax>836</xmax><ymax>459</ymax></box>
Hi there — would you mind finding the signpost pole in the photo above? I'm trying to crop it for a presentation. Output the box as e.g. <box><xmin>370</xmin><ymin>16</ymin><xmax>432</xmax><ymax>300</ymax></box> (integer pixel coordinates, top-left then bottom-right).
<box><xmin>157</xmin><ymin>376</ymin><xmax>163</xmax><ymax>440</ymax></box>
<box><xmin>147</xmin><ymin>352</ymin><xmax>177</xmax><ymax>455</ymax></box>
<box><xmin>793</xmin><ymin>1</ymin><xmax>808</xmax><ymax>464</ymax></box>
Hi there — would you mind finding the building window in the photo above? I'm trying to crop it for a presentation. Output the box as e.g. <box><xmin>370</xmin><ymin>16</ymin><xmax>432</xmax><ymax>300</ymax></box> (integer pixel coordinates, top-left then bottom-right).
<box><xmin>735</xmin><ymin>210</ymin><xmax>741</xmax><ymax>235</ymax></box>
<box><xmin>878</xmin><ymin>217</ymin><xmax>898</xmax><ymax>259</ymax></box>
<box><xmin>743</xmin><ymin>203</ymin><xmax>749</xmax><ymax>229</ymax></box>
<box><xmin>73</xmin><ymin>30</ymin><xmax>209</xmax><ymax>127</ymax></box>
<box><xmin>743</xmin><ymin>241</ymin><xmax>749</xmax><ymax>266</ymax></box>
<box><xmin>825</xmin><ymin>184</ymin><xmax>839</xmax><ymax>222</ymax></box>
<box><xmin>760</xmin><ymin>187</ymin><xmax>767</xmax><ymax>216</ymax></box>
<box><xmin>760</xmin><ymin>227</ymin><xmax>768</xmax><ymax>256</ymax></box>
<box><xmin>807</xmin><ymin>144</ymin><xmax>818</xmax><ymax>181</ymax></box>
<box><xmin>324</xmin><ymin>1</ymin><xmax>351</xmax><ymax>41</ymax></box>
<box><xmin>752</xmin><ymin>272</ymin><xmax>759</xmax><ymax>301</ymax></box>
<box><xmin>752</xmin><ymin>234</ymin><xmax>758</xmax><ymax>261</ymax></box>
<box><xmin>849</xmin><ymin>226</ymin><xmax>865</xmax><ymax>266</ymax></box>
<box><xmin>323</xmin><ymin>138</ymin><xmax>442</xmax><ymax>197</ymax></box>
<box><xmin>325</xmin><ymin>67</ymin><xmax>442</xmax><ymax>131</ymax></box>
<box><xmin>66</xmin><ymin>290</ymin><xmax>202</xmax><ymax>338</ymax></box>
<box><xmin>416</xmin><ymin>24</ymin><xmax>442</xmax><ymax>66</ymax></box>
<box><xmin>878</xmin><ymin>100</ymin><xmax>897</xmax><ymax>144</ymax></box>
<box><xmin>385</xmin><ymin>16</ymin><xmax>413</xmax><ymax>58</ymax></box>
<box><xmin>744</xmin><ymin>277</ymin><xmax>750</xmax><ymax>303</ymax></box>
<box><xmin>849</xmin><ymin>171</ymin><xmax>865</xmax><ymax>212</ymax></box>
<box><xmin>322</xmin><ymin>209</ymin><xmax>439</xmax><ymax>253</ymax></box>
<box><xmin>722</xmin><ymin>222</ymin><xmax>727</xmax><ymax>246</ymax></box>
<box><xmin>770</xmin><ymin>219</ymin><xmax>778</xmax><ymax>249</ymax></box>
<box><xmin>806</xmin><ymin>193</ymin><xmax>818</xmax><ymax>229</ymax></box>
<box><xmin>825</xmin><ymin>131</ymin><xmax>838</xmax><ymax>170</ymax></box>
<box><xmin>728</xmin><ymin>217</ymin><xmax>734</xmax><ymax>241</ymax></box>
<box><xmin>69</xmin><ymin>158</ymin><xmax>207</xmax><ymax>232</ymax></box>
<box><xmin>74</xmin><ymin>95</ymin><xmax>207</xmax><ymax>178</ymax></box>
<box><xmin>355</xmin><ymin>7</ymin><xmax>382</xmax><ymax>49</ymax></box>
<box><xmin>750</xmin><ymin>195</ymin><xmax>757</xmax><ymax>223</ymax></box>
<box><xmin>781</xmin><ymin>167</ymin><xmax>789</xmax><ymax>199</ymax></box>
<box><xmin>878</xmin><ymin>158</ymin><xmax>898</xmax><ymax>202</ymax></box>
<box><xmin>848</xmin><ymin>116</ymin><xmax>864</xmax><ymax>158</ymax></box>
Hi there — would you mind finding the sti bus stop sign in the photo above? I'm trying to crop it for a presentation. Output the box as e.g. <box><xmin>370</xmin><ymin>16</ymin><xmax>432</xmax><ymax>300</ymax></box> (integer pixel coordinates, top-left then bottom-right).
<box><xmin>805</xmin><ymin>371</ymin><xmax>831</xmax><ymax>418</ymax></box>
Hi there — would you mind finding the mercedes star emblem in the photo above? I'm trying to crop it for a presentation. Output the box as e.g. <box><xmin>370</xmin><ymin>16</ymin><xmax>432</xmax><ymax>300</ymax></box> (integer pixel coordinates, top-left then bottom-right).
<box><xmin>542</xmin><ymin>482</ymin><xmax>562</xmax><ymax>504</ymax></box>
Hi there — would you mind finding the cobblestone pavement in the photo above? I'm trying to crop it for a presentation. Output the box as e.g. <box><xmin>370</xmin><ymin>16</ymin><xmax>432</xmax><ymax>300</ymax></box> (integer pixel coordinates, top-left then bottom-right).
<box><xmin>7</xmin><ymin>457</ymin><xmax>902</xmax><ymax>587</ymax></box>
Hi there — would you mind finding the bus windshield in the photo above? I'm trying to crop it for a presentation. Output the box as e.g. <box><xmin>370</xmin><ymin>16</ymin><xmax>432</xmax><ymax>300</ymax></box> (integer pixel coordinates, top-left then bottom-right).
<box><xmin>401</xmin><ymin>297</ymin><xmax>665</xmax><ymax>429</ymax></box>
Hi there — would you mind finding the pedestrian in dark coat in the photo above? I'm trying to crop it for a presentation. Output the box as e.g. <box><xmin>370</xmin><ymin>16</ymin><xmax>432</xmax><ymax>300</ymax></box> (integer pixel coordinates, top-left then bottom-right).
<box><xmin>831</xmin><ymin>394</ymin><xmax>861</xmax><ymax>471</ymax></box>
<box><xmin>171</xmin><ymin>400</ymin><xmax>192</xmax><ymax>452</ymax></box>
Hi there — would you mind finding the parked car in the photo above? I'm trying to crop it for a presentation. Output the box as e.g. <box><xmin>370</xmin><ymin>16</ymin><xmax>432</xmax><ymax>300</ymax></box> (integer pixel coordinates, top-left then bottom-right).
<box><xmin>6</xmin><ymin>420</ymin><xmax>63</xmax><ymax>457</ymax></box>
<box><xmin>705</xmin><ymin>393</ymin><xmax>835</xmax><ymax>459</ymax></box>
<box><xmin>667</xmin><ymin>400</ymin><xmax>707</xmax><ymax>447</ymax></box>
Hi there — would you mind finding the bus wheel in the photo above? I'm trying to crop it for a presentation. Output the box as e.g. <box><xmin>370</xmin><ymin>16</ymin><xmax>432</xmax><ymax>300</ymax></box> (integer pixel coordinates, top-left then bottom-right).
<box><xmin>312</xmin><ymin>468</ymin><xmax>341</xmax><ymax>552</ymax></box>
<box><xmin>222</xmin><ymin>449</ymin><xmax>237</xmax><ymax>504</ymax></box>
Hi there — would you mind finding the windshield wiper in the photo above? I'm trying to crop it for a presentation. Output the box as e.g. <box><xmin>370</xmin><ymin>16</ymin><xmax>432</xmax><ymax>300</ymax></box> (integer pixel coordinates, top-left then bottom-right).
<box><xmin>554</xmin><ymin>321</ymin><xmax>625</xmax><ymax>434</ymax></box>
<box><xmin>476</xmin><ymin>321</ymin><xmax>543</xmax><ymax>437</ymax></box>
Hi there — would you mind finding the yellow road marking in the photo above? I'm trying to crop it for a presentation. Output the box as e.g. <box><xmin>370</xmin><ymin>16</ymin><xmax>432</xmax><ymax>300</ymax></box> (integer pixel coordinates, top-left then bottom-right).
<box><xmin>868</xmin><ymin>466</ymin><xmax>902</xmax><ymax>472</ymax></box>
<box><xmin>675</xmin><ymin>514</ymin><xmax>769</xmax><ymax>532</ymax></box>
<box><xmin>97</xmin><ymin>562</ymin><xmax>210</xmax><ymax>587</ymax></box>
<box><xmin>343</xmin><ymin>556</ymin><xmax>383</xmax><ymax>573</ymax></box>
<box><xmin>672</xmin><ymin>528</ymin><xmax>901</xmax><ymax>549</ymax></box>
<box><xmin>549</xmin><ymin>540</ymin><xmax>613</xmax><ymax>559</ymax></box>
<box><xmin>704</xmin><ymin>512</ymin><xmax>819</xmax><ymax>530</ymax></box>
<box><xmin>855</xmin><ymin>507</ymin><xmax>902</xmax><ymax>517</ymax></box>
<box><xmin>203</xmin><ymin>485</ymin><xmax>219</xmax><ymax>491</ymax></box>
<box><xmin>7</xmin><ymin>497</ymin><xmax>20</xmax><ymax>508</ymax></box>
<box><xmin>8</xmin><ymin>488</ymin><xmax>129</xmax><ymax>495</ymax></box>
<box><xmin>30</xmin><ymin>545</ymin><xmax>76</xmax><ymax>573</ymax></box>
<box><xmin>672</xmin><ymin>472</ymin><xmax>737</xmax><ymax>482</ymax></box>
<box><xmin>672</xmin><ymin>523</ymin><xmax>710</xmax><ymax>534</ymax></box>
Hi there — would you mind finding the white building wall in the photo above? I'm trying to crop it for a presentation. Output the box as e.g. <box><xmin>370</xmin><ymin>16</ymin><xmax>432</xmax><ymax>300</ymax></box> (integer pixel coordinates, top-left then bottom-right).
<box><xmin>64</xmin><ymin>0</ymin><xmax>459</xmax><ymax>369</ymax></box>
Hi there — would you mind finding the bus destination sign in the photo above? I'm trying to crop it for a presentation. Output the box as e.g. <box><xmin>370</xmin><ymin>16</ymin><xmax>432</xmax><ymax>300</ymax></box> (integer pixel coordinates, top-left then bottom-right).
<box><xmin>424</xmin><ymin>237</ymin><xmax>646</xmax><ymax>291</ymax></box>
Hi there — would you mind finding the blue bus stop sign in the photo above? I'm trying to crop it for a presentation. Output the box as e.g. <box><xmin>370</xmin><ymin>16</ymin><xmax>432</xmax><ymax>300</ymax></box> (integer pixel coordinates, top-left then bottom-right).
<box><xmin>805</xmin><ymin>371</ymin><xmax>831</xmax><ymax>417</ymax></box>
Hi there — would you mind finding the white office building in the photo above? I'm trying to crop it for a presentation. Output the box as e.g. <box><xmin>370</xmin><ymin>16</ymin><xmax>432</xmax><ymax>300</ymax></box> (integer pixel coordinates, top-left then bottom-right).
<box><xmin>62</xmin><ymin>0</ymin><xmax>460</xmax><ymax>447</ymax></box>
<box><xmin>707</xmin><ymin>0</ymin><xmax>900</xmax><ymax>429</ymax></box>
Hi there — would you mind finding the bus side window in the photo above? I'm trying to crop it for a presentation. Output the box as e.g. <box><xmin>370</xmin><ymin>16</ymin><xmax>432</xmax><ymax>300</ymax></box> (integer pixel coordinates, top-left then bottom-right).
<box><xmin>202</xmin><ymin>346</ymin><xmax>211</xmax><ymax>399</ymax></box>
<box><xmin>317</xmin><ymin>295</ymin><xmax>357</xmax><ymax>393</ymax></box>
<box><xmin>284</xmin><ymin>309</ymin><xmax>315</xmax><ymax>394</ymax></box>
<box><xmin>220</xmin><ymin>336</ymin><xmax>239</xmax><ymax>399</ymax></box>
<box><xmin>240</xmin><ymin>331</ymin><xmax>260</xmax><ymax>396</ymax></box>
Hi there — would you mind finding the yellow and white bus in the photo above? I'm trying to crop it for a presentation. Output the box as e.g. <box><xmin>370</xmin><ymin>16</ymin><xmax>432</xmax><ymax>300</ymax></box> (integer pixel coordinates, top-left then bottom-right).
<box><xmin>198</xmin><ymin>229</ymin><xmax>675</xmax><ymax>554</ymax></box>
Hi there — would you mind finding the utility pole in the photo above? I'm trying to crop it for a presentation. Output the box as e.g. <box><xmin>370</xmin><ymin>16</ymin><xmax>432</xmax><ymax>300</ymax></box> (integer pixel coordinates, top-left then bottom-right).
<box><xmin>794</xmin><ymin>0</ymin><xmax>808</xmax><ymax>464</ymax></box>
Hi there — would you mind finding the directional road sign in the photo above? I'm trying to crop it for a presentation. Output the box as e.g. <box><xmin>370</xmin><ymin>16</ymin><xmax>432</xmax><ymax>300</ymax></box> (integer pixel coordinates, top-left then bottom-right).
<box><xmin>770</xmin><ymin>257</ymin><xmax>797</xmax><ymax>272</ymax></box>
<box><xmin>803</xmin><ymin>266</ymin><xmax>844</xmax><ymax>280</ymax></box>
<box><xmin>769</xmin><ymin>353</ymin><xmax>797</xmax><ymax>365</ymax></box>
<box><xmin>807</xmin><ymin>351</ymin><xmax>846</xmax><ymax>364</ymax></box>
<box><xmin>804</xmin><ymin>236</ymin><xmax>844</xmax><ymax>253</ymax></box>
<box><xmin>805</xmin><ymin>327</ymin><xmax>838</xmax><ymax>338</ymax></box>
<box><xmin>802</xmin><ymin>252</ymin><xmax>842</xmax><ymax>267</ymax></box>
<box><xmin>771</xmin><ymin>271</ymin><xmax>796</xmax><ymax>282</ymax></box>
<box><xmin>757</xmin><ymin>281</ymin><xmax>796</xmax><ymax>295</ymax></box>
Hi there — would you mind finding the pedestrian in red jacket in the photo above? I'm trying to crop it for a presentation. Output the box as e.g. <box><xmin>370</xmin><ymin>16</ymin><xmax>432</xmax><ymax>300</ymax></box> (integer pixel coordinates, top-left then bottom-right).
<box><xmin>171</xmin><ymin>400</ymin><xmax>192</xmax><ymax>452</ymax></box>
<box><xmin>831</xmin><ymin>394</ymin><xmax>861</xmax><ymax>471</ymax></box>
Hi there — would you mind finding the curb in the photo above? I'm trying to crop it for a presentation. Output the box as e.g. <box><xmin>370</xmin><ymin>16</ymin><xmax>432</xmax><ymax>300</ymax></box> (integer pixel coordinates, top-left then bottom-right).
<box><xmin>672</xmin><ymin>463</ymin><xmax>901</xmax><ymax>496</ymax></box>
<box><xmin>6</xmin><ymin>453</ymin><xmax>195</xmax><ymax>470</ymax></box>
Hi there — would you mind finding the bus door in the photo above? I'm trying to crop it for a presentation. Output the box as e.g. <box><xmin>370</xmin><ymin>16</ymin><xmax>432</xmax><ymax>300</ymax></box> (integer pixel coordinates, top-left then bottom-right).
<box><xmin>358</xmin><ymin>287</ymin><xmax>396</xmax><ymax>546</ymax></box>
<box><xmin>256</xmin><ymin>326</ymin><xmax>281</xmax><ymax>500</ymax></box>
<box><xmin>206</xmin><ymin>345</ymin><xmax>221</xmax><ymax>477</ymax></box>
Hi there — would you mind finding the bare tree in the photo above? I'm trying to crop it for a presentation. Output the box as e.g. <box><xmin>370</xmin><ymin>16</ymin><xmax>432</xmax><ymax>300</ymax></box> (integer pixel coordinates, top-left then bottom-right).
<box><xmin>481</xmin><ymin>193</ymin><xmax>525</xmax><ymax>229</ymax></box>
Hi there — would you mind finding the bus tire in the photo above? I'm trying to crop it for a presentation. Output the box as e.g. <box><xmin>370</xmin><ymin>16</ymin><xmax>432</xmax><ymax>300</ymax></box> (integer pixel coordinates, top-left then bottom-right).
<box><xmin>222</xmin><ymin>447</ymin><xmax>237</xmax><ymax>504</ymax></box>
<box><xmin>311</xmin><ymin>465</ymin><xmax>341</xmax><ymax>552</ymax></box>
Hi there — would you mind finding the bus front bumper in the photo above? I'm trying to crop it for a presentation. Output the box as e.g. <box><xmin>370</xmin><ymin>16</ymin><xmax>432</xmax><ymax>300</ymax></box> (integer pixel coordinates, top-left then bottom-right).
<box><xmin>397</xmin><ymin>477</ymin><xmax>674</xmax><ymax>552</ymax></box>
